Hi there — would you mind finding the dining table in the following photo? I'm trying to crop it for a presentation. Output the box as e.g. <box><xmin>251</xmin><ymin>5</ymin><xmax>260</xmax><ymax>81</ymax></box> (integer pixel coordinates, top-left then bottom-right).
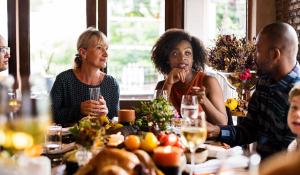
<box><xmin>49</xmin><ymin>137</ymin><xmax>254</xmax><ymax>175</ymax></box>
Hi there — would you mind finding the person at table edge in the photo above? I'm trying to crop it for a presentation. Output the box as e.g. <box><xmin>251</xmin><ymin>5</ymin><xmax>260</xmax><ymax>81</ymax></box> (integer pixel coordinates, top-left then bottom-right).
<box><xmin>207</xmin><ymin>22</ymin><xmax>300</xmax><ymax>159</ymax></box>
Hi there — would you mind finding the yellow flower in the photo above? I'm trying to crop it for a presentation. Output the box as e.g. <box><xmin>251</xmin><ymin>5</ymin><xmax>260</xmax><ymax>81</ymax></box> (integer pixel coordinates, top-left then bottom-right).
<box><xmin>225</xmin><ymin>98</ymin><xmax>238</xmax><ymax>111</ymax></box>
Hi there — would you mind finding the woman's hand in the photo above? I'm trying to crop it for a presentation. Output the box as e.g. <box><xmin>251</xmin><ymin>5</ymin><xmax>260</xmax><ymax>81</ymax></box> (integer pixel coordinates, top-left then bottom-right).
<box><xmin>191</xmin><ymin>86</ymin><xmax>207</xmax><ymax>105</ymax></box>
<box><xmin>165</xmin><ymin>68</ymin><xmax>188</xmax><ymax>85</ymax></box>
<box><xmin>80</xmin><ymin>96</ymin><xmax>108</xmax><ymax>116</ymax></box>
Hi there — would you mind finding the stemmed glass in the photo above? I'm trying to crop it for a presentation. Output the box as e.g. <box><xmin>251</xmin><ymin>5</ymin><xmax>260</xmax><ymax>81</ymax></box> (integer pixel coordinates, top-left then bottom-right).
<box><xmin>180</xmin><ymin>95</ymin><xmax>207</xmax><ymax>175</ymax></box>
<box><xmin>180</xmin><ymin>95</ymin><xmax>198</xmax><ymax>119</ymax></box>
<box><xmin>181</xmin><ymin>118</ymin><xmax>207</xmax><ymax>175</ymax></box>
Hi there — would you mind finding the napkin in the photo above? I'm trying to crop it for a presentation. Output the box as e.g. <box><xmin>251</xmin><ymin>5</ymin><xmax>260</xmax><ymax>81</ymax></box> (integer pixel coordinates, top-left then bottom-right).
<box><xmin>186</xmin><ymin>146</ymin><xmax>249</xmax><ymax>174</ymax></box>
<box><xmin>17</xmin><ymin>156</ymin><xmax>51</xmax><ymax>175</ymax></box>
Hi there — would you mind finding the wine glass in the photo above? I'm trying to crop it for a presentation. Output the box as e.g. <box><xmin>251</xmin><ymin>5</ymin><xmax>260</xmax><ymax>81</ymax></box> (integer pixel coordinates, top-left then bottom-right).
<box><xmin>180</xmin><ymin>117</ymin><xmax>207</xmax><ymax>175</ymax></box>
<box><xmin>0</xmin><ymin>76</ymin><xmax>51</xmax><ymax>157</ymax></box>
<box><xmin>180</xmin><ymin>95</ymin><xmax>198</xmax><ymax>119</ymax></box>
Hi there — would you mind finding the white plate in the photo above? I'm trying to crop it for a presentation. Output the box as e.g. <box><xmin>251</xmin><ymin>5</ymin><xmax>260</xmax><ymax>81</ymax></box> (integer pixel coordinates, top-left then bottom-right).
<box><xmin>44</xmin><ymin>142</ymin><xmax>76</xmax><ymax>155</ymax></box>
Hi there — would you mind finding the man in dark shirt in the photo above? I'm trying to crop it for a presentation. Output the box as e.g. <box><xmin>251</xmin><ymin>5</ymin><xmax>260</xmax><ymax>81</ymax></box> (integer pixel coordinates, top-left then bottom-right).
<box><xmin>208</xmin><ymin>22</ymin><xmax>300</xmax><ymax>159</ymax></box>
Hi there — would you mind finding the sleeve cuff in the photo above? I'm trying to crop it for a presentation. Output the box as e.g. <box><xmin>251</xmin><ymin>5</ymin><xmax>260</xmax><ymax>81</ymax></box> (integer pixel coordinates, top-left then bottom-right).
<box><xmin>218</xmin><ymin>125</ymin><xmax>233</xmax><ymax>144</ymax></box>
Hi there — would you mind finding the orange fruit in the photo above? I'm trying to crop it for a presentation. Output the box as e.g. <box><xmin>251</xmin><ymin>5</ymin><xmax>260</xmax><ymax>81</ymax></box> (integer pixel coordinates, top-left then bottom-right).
<box><xmin>124</xmin><ymin>135</ymin><xmax>141</xmax><ymax>150</ymax></box>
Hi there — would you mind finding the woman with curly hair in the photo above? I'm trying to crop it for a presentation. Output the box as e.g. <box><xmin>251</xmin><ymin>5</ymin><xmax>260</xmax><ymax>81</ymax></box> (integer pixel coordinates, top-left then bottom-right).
<box><xmin>151</xmin><ymin>29</ymin><xmax>227</xmax><ymax>125</ymax></box>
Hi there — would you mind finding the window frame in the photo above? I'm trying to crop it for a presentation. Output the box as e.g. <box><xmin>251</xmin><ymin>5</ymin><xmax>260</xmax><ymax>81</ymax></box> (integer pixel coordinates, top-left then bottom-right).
<box><xmin>6</xmin><ymin>0</ymin><xmax>185</xmax><ymax>93</ymax></box>
<box><xmin>6</xmin><ymin>0</ymin><xmax>251</xmax><ymax>96</ymax></box>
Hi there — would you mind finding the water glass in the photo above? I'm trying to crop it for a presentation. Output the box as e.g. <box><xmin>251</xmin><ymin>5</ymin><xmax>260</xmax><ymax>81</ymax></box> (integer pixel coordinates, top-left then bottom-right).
<box><xmin>153</xmin><ymin>89</ymin><xmax>168</xmax><ymax>100</ymax></box>
<box><xmin>89</xmin><ymin>87</ymin><xmax>101</xmax><ymax>101</ymax></box>
<box><xmin>180</xmin><ymin>95</ymin><xmax>199</xmax><ymax>119</ymax></box>
<box><xmin>171</xmin><ymin>117</ymin><xmax>183</xmax><ymax>135</ymax></box>
<box><xmin>45</xmin><ymin>125</ymin><xmax>62</xmax><ymax>153</ymax></box>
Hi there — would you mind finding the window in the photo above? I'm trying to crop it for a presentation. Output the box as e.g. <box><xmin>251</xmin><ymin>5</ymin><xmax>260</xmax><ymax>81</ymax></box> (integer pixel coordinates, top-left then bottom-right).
<box><xmin>30</xmin><ymin>0</ymin><xmax>86</xmax><ymax>77</ymax></box>
<box><xmin>0</xmin><ymin>0</ymin><xmax>8</xmax><ymax>76</ymax></box>
<box><xmin>185</xmin><ymin>0</ymin><xmax>246</xmax><ymax>46</ymax></box>
<box><xmin>107</xmin><ymin>0</ymin><xmax>165</xmax><ymax>99</ymax></box>
<box><xmin>185</xmin><ymin>0</ymin><xmax>247</xmax><ymax>100</ymax></box>
<box><xmin>0</xmin><ymin>0</ymin><xmax>8</xmax><ymax>38</ymax></box>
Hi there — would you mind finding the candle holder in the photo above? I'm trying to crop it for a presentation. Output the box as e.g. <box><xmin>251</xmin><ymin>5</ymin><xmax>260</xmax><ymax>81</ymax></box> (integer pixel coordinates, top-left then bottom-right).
<box><xmin>153</xmin><ymin>146</ymin><xmax>185</xmax><ymax>175</ymax></box>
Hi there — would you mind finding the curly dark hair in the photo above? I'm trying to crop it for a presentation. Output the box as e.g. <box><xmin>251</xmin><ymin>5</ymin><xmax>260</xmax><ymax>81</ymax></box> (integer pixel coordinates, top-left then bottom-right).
<box><xmin>151</xmin><ymin>28</ymin><xmax>207</xmax><ymax>75</ymax></box>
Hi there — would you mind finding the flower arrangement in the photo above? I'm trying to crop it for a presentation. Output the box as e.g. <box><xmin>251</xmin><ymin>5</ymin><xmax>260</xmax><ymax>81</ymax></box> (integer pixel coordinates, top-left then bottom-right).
<box><xmin>135</xmin><ymin>97</ymin><xmax>175</xmax><ymax>133</ymax></box>
<box><xmin>69</xmin><ymin>116</ymin><xmax>122</xmax><ymax>149</ymax></box>
<box><xmin>208</xmin><ymin>34</ymin><xmax>256</xmax><ymax>72</ymax></box>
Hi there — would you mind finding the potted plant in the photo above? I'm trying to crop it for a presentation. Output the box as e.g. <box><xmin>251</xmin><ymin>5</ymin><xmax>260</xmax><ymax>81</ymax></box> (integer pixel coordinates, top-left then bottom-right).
<box><xmin>135</xmin><ymin>97</ymin><xmax>175</xmax><ymax>134</ymax></box>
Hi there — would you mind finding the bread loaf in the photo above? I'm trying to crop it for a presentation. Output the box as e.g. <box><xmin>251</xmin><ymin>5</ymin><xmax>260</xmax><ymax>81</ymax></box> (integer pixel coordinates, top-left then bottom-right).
<box><xmin>76</xmin><ymin>148</ymin><xmax>140</xmax><ymax>175</ymax></box>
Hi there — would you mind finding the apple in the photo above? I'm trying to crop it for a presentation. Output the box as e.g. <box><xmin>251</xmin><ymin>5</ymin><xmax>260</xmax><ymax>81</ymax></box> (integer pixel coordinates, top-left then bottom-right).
<box><xmin>159</xmin><ymin>133</ymin><xmax>178</xmax><ymax>146</ymax></box>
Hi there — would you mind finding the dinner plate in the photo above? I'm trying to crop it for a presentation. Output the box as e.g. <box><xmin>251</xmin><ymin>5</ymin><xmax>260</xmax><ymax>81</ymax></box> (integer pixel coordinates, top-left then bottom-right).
<box><xmin>44</xmin><ymin>142</ymin><xmax>76</xmax><ymax>155</ymax></box>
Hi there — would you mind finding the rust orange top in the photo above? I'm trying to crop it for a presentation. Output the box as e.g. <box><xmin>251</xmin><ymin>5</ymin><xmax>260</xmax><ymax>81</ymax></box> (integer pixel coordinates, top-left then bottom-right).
<box><xmin>169</xmin><ymin>71</ymin><xmax>205</xmax><ymax>114</ymax></box>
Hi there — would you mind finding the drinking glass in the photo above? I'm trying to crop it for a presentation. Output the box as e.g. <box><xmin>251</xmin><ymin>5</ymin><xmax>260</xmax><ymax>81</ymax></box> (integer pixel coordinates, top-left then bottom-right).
<box><xmin>7</xmin><ymin>91</ymin><xmax>21</xmax><ymax>120</ymax></box>
<box><xmin>171</xmin><ymin>117</ymin><xmax>183</xmax><ymax>135</ymax></box>
<box><xmin>180</xmin><ymin>95</ymin><xmax>198</xmax><ymax>119</ymax></box>
<box><xmin>153</xmin><ymin>89</ymin><xmax>168</xmax><ymax>100</ymax></box>
<box><xmin>89</xmin><ymin>87</ymin><xmax>101</xmax><ymax>101</ymax></box>
<box><xmin>180</xmin><ymin>117</ymin><xmax>207</xmax><ymax>175</ymax></box>
<box><xmin>45</xmin><ymin>125</ymin><xmax>62</xmax><ymax>153</ymax></box>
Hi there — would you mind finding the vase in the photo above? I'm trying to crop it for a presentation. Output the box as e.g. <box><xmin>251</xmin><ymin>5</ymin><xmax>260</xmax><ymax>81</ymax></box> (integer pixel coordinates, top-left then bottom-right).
<box><xmin>75</xmin><ymin>145</ymin><xmax>92</xmax><ymax>166</ymax></box>
<box><xmin>218</xmin><ymin>71</ymin><xmax>257</xmax><ymax>115</ymax></box>
<box><xmin>217</xmin><ymin>71</ymin><xmax>257</xmax><ymax>91</ymax></box>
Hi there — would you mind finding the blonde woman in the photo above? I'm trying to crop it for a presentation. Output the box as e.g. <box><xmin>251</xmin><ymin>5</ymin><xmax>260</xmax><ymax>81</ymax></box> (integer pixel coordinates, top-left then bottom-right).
<box><xmin>50</xmin><ymin>27</ymin><xmax>119</xmax><ymax>126</ymax></box>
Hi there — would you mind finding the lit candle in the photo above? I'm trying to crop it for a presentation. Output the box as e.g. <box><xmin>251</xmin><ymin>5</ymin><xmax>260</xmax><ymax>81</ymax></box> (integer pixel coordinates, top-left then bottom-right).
<box><xmin>153</xmin><ymin>146</ymin><xmax>183</xmax><ymax>167</ymax></box>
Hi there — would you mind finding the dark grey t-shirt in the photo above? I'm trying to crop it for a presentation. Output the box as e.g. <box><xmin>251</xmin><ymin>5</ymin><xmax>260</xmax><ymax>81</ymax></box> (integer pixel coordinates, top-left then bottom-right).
<box><xmin>50</xmin><ymin>69</ymin><xmax>120</xmax><ymax>125</ymax></box>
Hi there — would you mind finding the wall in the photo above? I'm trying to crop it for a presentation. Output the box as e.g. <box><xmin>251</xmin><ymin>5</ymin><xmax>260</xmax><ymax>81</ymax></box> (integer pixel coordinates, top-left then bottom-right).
<box><xmin>275</xmin><ymin>0</ymin><xmax>300</xmax><ymax>59</ymax></box>
<box><xmin>256</xmin><ymin>0</ymin><xmax>276</xmax><ymax>34</ymax></box>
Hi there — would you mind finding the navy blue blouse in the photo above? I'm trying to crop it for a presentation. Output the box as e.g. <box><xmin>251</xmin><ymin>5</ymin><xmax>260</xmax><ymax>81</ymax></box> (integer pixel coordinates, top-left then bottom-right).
<box><xmin>50</xmin><ymin>69</ymin><xmax>120</xmax><ymax>125</ymax></box>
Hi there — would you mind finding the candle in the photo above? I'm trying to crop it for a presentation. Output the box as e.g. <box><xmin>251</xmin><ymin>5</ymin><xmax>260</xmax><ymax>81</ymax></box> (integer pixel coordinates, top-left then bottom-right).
<box><xmin>153</xmin><ymin>146</ymin><xmax>183</xmax><ymax>167</ymax></box>
<box><xmin>118</xmin><ymin>109</ymin><xmax>135</xmax><ymax>124</ymax></box>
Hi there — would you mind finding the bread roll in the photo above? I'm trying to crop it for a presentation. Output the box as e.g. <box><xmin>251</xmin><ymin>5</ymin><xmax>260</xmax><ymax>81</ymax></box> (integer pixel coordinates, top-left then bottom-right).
<box><xmin>76</xmin><ymin>148</ymin><xmax>140</xmax><ymax>175</ymax></box>
<box><xmin>99</xmin><ymin>165</ymin><xmax>129</xmax><ymax>175</ymax></box>
<box><xmin>134</xmin><ymin>149</ymin><xmax>156</xmax><ymax>174</ymax></box>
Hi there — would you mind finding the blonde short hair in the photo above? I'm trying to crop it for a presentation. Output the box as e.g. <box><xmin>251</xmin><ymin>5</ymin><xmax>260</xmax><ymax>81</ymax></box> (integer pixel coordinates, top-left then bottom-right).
<box><xmin>289</xmin><ymin>84</ymin><xmax>300</xmax><ymax>101</ymax></box>
<box><xmin>74</xmin><ymin>27</ymin><xmax>107</xmax><ymax>68</ymax></box>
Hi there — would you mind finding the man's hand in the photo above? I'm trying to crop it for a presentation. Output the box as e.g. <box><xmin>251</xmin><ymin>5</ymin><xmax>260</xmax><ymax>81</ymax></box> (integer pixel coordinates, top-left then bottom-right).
<box><xmin>206</xmin><ymin>121</ymin><xmax>221</xmax><ymax>139</ymax></box>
